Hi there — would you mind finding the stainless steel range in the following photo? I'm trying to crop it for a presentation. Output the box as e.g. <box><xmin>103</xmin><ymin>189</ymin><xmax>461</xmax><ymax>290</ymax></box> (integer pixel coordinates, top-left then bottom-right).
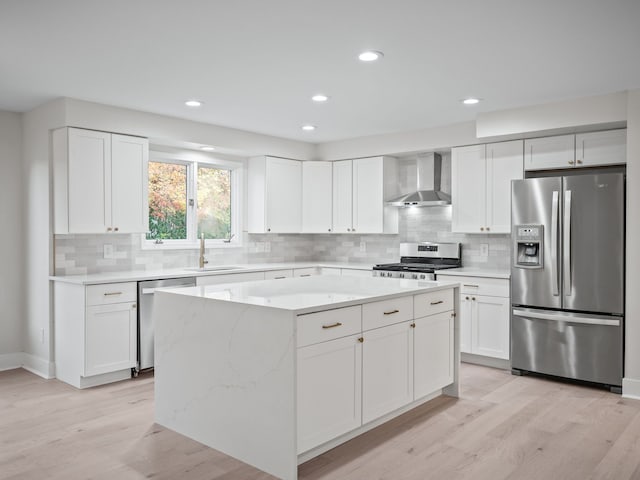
<box><xmin>373</xmin><ymin>242</ymin><xmax>462</xmax><ymax>280</ymax></box>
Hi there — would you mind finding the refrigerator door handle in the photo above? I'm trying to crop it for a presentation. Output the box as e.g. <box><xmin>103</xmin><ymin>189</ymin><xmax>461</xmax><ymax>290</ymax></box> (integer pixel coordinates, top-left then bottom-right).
<box><xmin>551</xmin><ymin>191</ymin><xmax>559</xmax><ymax>296</ymax></box>
<box><xmin>512</xmin><ymin>308</ymin><xmax>620</xmax><ymax>327</ymax></box>
<box><xmin>563</xmin><ymin>190</ymin><xmax>572</xmax><ymax>296</ymax></box>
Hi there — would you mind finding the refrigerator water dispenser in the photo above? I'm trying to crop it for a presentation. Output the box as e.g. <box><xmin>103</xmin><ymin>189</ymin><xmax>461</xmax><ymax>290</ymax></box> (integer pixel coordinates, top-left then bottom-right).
<box><xmin>514</xmin><ymin>224</ymin><xmax>543</xmax><ymax>268</ymax></box>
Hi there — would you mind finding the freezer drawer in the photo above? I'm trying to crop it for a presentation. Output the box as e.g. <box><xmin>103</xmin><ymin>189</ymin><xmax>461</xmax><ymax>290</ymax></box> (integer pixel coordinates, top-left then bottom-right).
<box><xmin>511</xmin><ymin>308</ymin><xmax>623</xmax><ymax>387</ymax></box>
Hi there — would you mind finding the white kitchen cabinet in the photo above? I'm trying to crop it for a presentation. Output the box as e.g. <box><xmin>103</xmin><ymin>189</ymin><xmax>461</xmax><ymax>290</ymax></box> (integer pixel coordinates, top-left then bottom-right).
<box><xmin>576</xmin><ymin>129</ymin><xmax>627</xmax><ymax>167</ymax></box>
<box><xmin>414</xmin><ymin>310</ymin><xmax>454</xmax><ymax>399</ymax></box>
<box><xmin>524</xmin><ymin>129</ymin><xmax>626</xmax><ymax>171</ymax></box>
<box><xmin>248</xmin><ymin>156</ymin><xmax>302</xmax><ymax>233</ymax></box>
<box><xmin>332</xmin><ymin>157</ymin><xmax>398</xmax><ymax>234</ymax></box>
<box><xmin>54</xmin><ymin>281</ymin><xmax>138</xmax><ymax>389</ymax></box>
<box><xmin>85</xmin><ymin>302</ymin><xmax>137</xmax><ymax>377</ymax></box>
<box><xmin>52</xmin><ymin>127</ymin><xmax>149</xmax><ymax>234</ymax></box>
<box><xmin>297</xmin><ymin>334</ymin><xmax>362</xmax><ymax>453</ymax></box>
<box><xmin>302</xmin><ymin>161</ymin><xmax>333</xmax><ymax>233</ymax></box>
<box><xmin>452</xmin><ymin>141</ymin><xmax>523</xmax><ymax>234</ymax></box>
<box><xmin>196</xmin><ymin>271</ymin><xmax>265</xmax><ymax>286</ymax></box>
<box><xmin>362</xmin><ymin>320</ymin><xmax>414</xmax><ymax>424</ymax></box>
<box><xmin>439</xmin><ymin>274</ymin><xmax>510</xmax><ymax>361</ymax></box>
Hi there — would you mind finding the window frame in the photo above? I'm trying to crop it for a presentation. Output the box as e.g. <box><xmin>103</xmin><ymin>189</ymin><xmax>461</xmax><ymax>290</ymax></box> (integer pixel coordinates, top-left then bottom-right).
<box><xmin>142</xmin><ymin>151</ymin><xmax>242</xmax><ymax>250</ymax></box>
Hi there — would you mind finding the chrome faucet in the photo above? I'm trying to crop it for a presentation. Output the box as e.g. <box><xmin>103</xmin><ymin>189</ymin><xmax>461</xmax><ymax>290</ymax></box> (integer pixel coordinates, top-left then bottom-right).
<box><xmin>199</xmin><ymin>233</ymin><xmax>208</xmax><ymax>269</ymax></box>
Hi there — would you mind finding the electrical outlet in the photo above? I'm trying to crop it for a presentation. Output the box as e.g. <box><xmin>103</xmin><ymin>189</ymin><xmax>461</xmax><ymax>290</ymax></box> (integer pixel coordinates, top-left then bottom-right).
<box><xmin>480</xmin><ymin>243</ymin><xmax>489</xmax><ymax>257</ymax></box>
<box><xmin>103</xmin><ymin>244</ymin><xmax>114</xmax><ymax>259</ymax></box>
<box><xmin>360</xmin><ymin>241</ymin><xmax>366</xmax><ymax>253</ymax></box>
<box><xmin>264</xmin><ymin>242</ymin><xmax>271</xmax><ymax>253</ymax></box>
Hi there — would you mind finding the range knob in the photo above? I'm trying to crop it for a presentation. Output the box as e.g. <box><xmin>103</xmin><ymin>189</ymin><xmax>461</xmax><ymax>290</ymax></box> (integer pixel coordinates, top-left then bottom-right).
<box><xmin>399</xmin><ymin>273</ymin><xmax>405</xmax><ymax>278</ymax></box>
<box><xmin>412</xmin><ymin>274</ymin><xmax>418</xmax><ymax>279</ymax></box>
<box><xmin>419</xmin><ymin>274</ymin><xmax>426</xmax><ymax>279</ymax></box>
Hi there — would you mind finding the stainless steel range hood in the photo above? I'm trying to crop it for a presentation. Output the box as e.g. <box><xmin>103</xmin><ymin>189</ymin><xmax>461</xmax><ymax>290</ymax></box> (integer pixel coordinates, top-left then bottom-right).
<box><xmin>387</xmin><ymin>152</ymin><xmax>451</xmax><ymax>207</ymax></box>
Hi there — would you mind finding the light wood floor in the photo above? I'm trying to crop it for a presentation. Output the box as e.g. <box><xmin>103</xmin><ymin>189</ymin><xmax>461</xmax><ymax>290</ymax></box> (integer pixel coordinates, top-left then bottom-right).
<box><xmin>2</xmin><ymin>365</ymin><xmax>640</xmax><ymax>480</ymax></box>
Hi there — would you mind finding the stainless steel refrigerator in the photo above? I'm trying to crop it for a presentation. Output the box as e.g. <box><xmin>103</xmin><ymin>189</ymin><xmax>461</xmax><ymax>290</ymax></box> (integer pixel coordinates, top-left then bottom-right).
<box><xmin>510</xmin><ymin>170</ymin><xmax>624</xmax><ymax>390</ymax></box>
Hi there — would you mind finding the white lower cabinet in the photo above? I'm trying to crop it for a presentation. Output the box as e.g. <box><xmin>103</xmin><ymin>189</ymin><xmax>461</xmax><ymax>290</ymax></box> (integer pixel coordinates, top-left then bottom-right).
<box><xmin>414</xmin><ymin>311</ymin><xmax>454</xmax><ymax>399</ymax></box>
<box><xmin>85</xmin><ymin>303</ymin><xmax>137</xmax><ymax>376</ymax></box>
<box><xmin>362</xmin><ymin>321</ymin><xmax>414</xmax><ymax>424</ymax></box>
<box><xmin>297</xmin><ymin>334</ymin><xmax>362</xmax><ymax>454</ymax></box>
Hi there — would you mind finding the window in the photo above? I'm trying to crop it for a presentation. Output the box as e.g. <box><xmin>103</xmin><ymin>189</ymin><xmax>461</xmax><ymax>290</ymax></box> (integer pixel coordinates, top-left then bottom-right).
<box><xmin>145</xmin><ymin>154</ymin><xmax>239</xmax><ymax>247</ymax></box>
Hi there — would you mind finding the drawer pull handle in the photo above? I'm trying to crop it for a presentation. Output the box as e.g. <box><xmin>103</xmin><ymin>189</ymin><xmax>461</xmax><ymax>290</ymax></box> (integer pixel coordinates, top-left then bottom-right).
<box><xmin>274</xmin><ymin>276</ymin><xmax>286</xmax><ymax>279</ymax></box>
<box><xmin>383</xmin><ymin>309</ymin><xmax>400</xmax><ymax>315</ymax></box>
<box><xmin>103</xmin><ymin>292</ymin><xmax>123</xmax><ymax>296</ymax></box>
<box><xmin>430</xmin><ymin>300</ymin><xmax>444</xmax><ymax>305</ymax></box>
<box><xmin>300</xmin><ymin>274</ymin><xmax>312</xmax><ymax>277</ymax></box>
<box><xmin>322</xmin><ymin>322</ymin><xmax>343</xmax><ymax>329</ymax></box>
<box><xmin>463</xmin><ymin>284</ymin><xmax>479</xmax><ymax>288</ymax></box>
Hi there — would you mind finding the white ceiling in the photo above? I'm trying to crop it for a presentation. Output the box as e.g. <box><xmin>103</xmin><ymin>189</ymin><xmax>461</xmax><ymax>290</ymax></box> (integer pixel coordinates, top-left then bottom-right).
<box><xmin>1</xmin><ymin>0</ymin><xmax>639</xmax><ymax>143</ymax></box>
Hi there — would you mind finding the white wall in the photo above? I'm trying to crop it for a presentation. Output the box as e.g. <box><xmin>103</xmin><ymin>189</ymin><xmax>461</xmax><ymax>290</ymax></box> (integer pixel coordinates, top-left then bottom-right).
<box><xmin>624</xmin><ymin>89</ymin><xmax>640</xmax><ymax>399</ymax></box>
<box><xmin>0</xmin><ymin>111</ymin><xmax>24</xmax><ymax>370</ymax></box>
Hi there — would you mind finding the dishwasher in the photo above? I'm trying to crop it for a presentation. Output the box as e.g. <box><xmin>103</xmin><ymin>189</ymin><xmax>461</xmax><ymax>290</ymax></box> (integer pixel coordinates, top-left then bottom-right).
<box><xmin>137</xmin><ymin>277</ymin><xmax>196</xmax><ymax>372</ymax></box>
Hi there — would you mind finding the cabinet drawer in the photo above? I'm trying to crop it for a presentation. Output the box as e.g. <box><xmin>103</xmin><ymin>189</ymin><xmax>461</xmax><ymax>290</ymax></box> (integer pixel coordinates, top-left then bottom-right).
<box><xmin>264</xmin><ymin>269</ymin><xmax>293</xmax><ymax>280</ymax></box>
<box><xmin>414</xmin><ymin>289</ymin><xmax>454</xmax><ymax>319</ymax></box>
<box><xmin>362</xmin><ymin>296</ymin><xmax>413</xmax><ymax>331</ymax></box>
<box><xmin>297</xmin><ymin>305</ymin><xmax>362</xmax><ymax>347</ymax></box>
<box><xmin>439</xmin><ymin>275</ymin><xmax>509</xmax><ymax>297</ymax></box>
<box><xmin>86</xmin><ymin>282</ymin><xmax>137</xmax><ymax>306</ymax></box>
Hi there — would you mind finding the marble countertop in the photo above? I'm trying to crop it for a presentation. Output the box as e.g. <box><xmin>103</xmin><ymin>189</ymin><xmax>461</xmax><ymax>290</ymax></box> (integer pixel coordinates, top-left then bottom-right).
<box><xmin>159</xmin><ymin>275</ymin><xmax>459</xmax><ymax>314</ymax></box>
<box><xmin>436</xmin><ymin>267</ymin><xmax>510</xmax><ymax>279</ymax></box>
<box><xmin>49</xmin><ymin>262</ymin><xmax>376</xmax><ymax>285</ymax></box>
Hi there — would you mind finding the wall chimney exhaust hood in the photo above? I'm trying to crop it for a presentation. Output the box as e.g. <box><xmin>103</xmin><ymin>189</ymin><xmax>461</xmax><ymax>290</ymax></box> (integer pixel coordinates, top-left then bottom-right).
<box><xmin>387</xmin><ymin>152</ymin><xmax>451</xmax><ymax>207</ymax></box>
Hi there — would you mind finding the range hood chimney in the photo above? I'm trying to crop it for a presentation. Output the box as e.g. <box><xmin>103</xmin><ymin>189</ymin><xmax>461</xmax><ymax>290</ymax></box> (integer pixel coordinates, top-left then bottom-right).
<box><xmin>387</xmin><ymin>152</ymin><xmax>451</xmax><ymax>207</ymax></box>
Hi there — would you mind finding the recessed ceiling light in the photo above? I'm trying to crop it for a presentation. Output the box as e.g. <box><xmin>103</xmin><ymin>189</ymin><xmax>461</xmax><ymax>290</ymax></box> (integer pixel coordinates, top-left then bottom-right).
<box><xmin>200</xmin><ymin>146</ymin><xmax>215</xmax><ymax>151</ymax></box>
<box><xmin>311</xmin><ymin>94</ymin><xmax>329</xmax><ymax>103</ymax></box>
<box><xmin>302</xmin><ymin>125</ymin><xmax>316</xmax><ymax>131</ymax></box>
<box><xmin>185</xmin><ymin>99</ymin><xmax>203</xmax><ymax>107</ymax></box>
<box><xmin>462</xmin><ymin>98</ymin><xmax>481</xmax><ymax>105</ymax></box>
<box><xmin>358</xmin><ymin>50</ymin><xmax>384</xmax><ymax>62</ymax></box>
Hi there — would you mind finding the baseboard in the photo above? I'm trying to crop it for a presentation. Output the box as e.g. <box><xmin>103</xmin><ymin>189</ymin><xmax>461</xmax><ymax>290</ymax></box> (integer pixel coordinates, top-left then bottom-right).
<box><xmin>21</xmin><ymin>353</ymin><xmax>56</xmax><ymax>379</ymax></box>
<box><xmin>622</xmin><ymin>377</ymin><xmax>640</xmax><ymax>400</ymax></box>
<box><xmin>0</xmin><ymin>352</ymin><xmax>23</xmax><ymax>372</ymax></box>
<box><xmin>461</xmin><ymin>352</ymin><xmax>510</xmax><ymax>370</ymax></box>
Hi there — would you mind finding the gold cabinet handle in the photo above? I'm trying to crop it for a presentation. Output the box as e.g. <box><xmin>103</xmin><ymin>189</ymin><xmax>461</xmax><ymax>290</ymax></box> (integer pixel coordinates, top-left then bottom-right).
<box><xmin>114</xmin><ymin>227</ymin><xmax>119</xmax><ymax>232</ymax></box>
<box><xmin>383</xmin><ymin>309</ymin><xmax>400</xmax><ymax>315</ymax></box>
<box><xmin>486</xmin><ymin>227</ymin><xmax>490</xmax><ymax>231</ymax></box>
<box><xmin>430</xmin><ymin>300</ymin><xmax>444</xmax><ymax>305</ymax></box>
<box><xmin>410</xmin><ymin>322</ymin><xmax>416</xmax><ymax>328</ymax></box>
<box><xmin>480</xmin><ymin>227</ymin><xmax>484</xmax><ymax>231</ymax></box>
<box><xmin>274</xmin><ymin>276</ymin><xmax>286</xmax><ymax>279</ymax></box>
<box><xmin>451</xmin><ymin>312</ymin><xmax>457</xmax><ymax>317</ymax></box>
<box><xmin>465</xmin><ymin>296</ymin><xmax>470</xmax><ymax>300</ymax></box>
<box><xmin>568</xmin><ymin>160</ymin><xmax>574</xmax><ymax>165</ymax></box>
<box><xmin>132</xmin><ymin>304</ymin><xmax>137</xmax><ymax>309</ymax></box>
<box><xmin>472</xmin><ymin>297</ymin><xmax>476</xmax><ymax>301</ymax></box>
<box><xmin>103</xmin><ymin>292</ymin><xmax>123</xmax><ymax>296</ymax></box>
<box><xmin>322</xmin><ymin>322</ymin><xmax>342</xmax><ymax>329</ymax></box>
<box><xmin>300</xmin><ymin>274</ymin><xmax>312</xmax><ymax>277</ymax></box>
<box><xmin>358</xmin><ymin>337</ymin><xmax>364</xmax><ymax>343</ymax></box>
<box><xmin>106</xmin><ymin>227</ymin><xmax>113</xmax><ymax>232</ymax></box>
<box><xmin>463</xmin><ymin>284</ymin><xmax>479</xmax><ymax>288</ymax></box>
<box><xmin>577</xmin><ymin>159</ymin><xmax>583</xmax><ymax>164</ymax></box>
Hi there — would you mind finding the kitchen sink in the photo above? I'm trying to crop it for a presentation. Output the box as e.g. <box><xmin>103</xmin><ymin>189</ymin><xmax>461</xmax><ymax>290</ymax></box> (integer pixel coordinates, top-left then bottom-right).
<box><xmin>185</xmin><ymin>266</ymin><xmax>247</xmax><ymax>272</ymax></box>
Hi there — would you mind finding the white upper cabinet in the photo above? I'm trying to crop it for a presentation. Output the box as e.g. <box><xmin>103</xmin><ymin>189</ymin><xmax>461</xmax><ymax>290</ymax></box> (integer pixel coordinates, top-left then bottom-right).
<box><xmin>302</xmin><ymin>161</ymin><xmax>333</xmax><ymax>233</ymax></box>
<box><xmin>333</xmin><ymin>156</ymin><xmax>398</xmax><ymax>234</ymax></box>
<box><xmin>53</xmin><ymin>127</ymin><xmax>149</xmax><ymax>234</ymax></box>
<box><xmin>452</xmin><ymin>141</ymin><xmax>523</xmax><ymax>234</ymax></box>
<box><xmin>576</xmin><ymin>129</ymin><xmax>627</xmax><ymax>167</ymax></box>
<box><xmin>332</xmin><ymin>160</ymin><xmax>354</xmax><ymax>233</ymax></box>
<box><xmin>525</xmin><ymin>129</ymin><xmax>626</xmax><ymax>171</ymax></box>
<box><xmin>248</xmin><ymin>156</ymin><xmax>302</xmax><ymax>233</ymax></box>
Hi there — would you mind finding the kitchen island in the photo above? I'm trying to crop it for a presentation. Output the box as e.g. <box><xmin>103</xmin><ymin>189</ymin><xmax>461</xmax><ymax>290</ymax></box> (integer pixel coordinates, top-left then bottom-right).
<box><xmin>154</xmin><ymin>275</ymin><xmax>459</xmax><ymax>480</ymax></box>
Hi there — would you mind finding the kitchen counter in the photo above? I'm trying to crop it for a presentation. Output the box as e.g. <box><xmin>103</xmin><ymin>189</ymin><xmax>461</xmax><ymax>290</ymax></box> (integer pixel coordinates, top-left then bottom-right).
<box><xmin>154</xmin><ymin>275</ymin><xmax>460</xmax><ymax>480</ymax></box>
<box><xmin>436</xmin><ymin>267</ymin><xmax>510</xmax><ymax>279</ymax></box>
<box><xmin>49</xmin><ymin>261</ymin><xmax>375</xmax><ymax>285</ymax></box>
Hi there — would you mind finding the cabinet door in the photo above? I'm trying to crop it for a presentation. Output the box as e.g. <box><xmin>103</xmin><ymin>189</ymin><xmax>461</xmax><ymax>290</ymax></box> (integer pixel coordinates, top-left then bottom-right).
<box><xmin>265</xmin><ymin>158</ymin><xmax>302</xmax><ymax>232</ymax></box>
<box><xmin>524</xmin><ymin>134</ymin><xmax>575</xmax><ymax>171</ymax></box>
<box><xmin>451</xmin><ymin>145</ymin><xmax>487</xmax><ymax>233</ymax></box>
<box><xmin>111</xmin><ymin>134</ymin><xmax>149</xmax><ymax>233</ymax></box>
<box><xmin>472</xmin><ymin>295</ymin><xmax>510</xmax><ymax>360</ymax></box>
<box><xmin>459</xmin><ymin>295</ymin><xmax>473</xmax><ymax>354</ymax></box>
<box><xmin>302</xmin><ymin>161</ymin><xmax>333</xmax><ymax>233</ymax></box>
<box><xmin>576</xmin><ymin>129</ymin><xmax>626</xmax><ymax>167</ymax></box>
<box><xmin>362</xmin><ymin>321</ymin><xmax>414</xmax><ymax>424</ymax></box>
<box><xmin>414</xmin><ymin>311</ymin><xmax>454</xmax><ymax>399</ymax></box>
<box><xmin>297</xmin><ymin>334</ymin><xmax>362</xmax><ymax>454</ymax></box>
<box><xmin>332</xmin><ymin>160</ymin><xmax>353</xmax><ymax>233</ymax></box>
<box><xmin>85</xmin><ymin>302</ymin><xmax>136</xmax><ymax>376</ymax></box>
<box><xmin>352</xmin><ymin>157</ymin><xmax>384</xmax><ymax>233</ymax></box>
<box><xmin>486</xmin><ymin>140</ymin><xmax>523</xmax><ymax>233</ymax></box>
<box><xmin>67</xmin><ymin>128</ymin><xmax>111</xmax><ymax>233</ymax></box>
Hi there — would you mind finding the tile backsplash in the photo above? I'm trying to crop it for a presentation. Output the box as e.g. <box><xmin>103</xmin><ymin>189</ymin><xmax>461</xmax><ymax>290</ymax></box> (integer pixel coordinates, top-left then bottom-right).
<box><xmin>54</xmin><ymin>207</ymin><xmax>510</xmax><ymax>275</ymax></box>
